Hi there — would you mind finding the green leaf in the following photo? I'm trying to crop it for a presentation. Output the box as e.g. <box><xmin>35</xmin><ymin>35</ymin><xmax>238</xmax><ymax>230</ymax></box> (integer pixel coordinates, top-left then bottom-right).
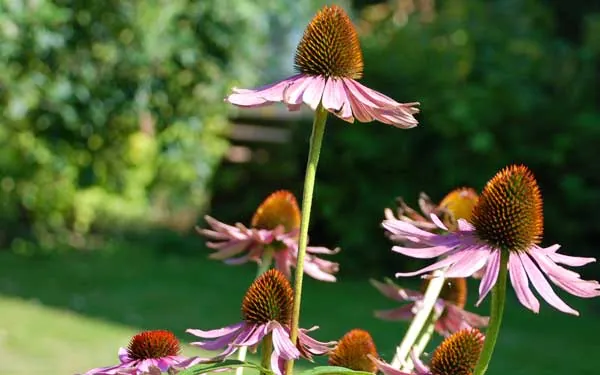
<box><xmin>177</xmin><ymin>359</ymin><xmax>272</xmax><ymax>375</ymax></box>
<box><xmin>300</xmin><ymin>366</ymin><xmax>375</xmax><ymax>375</ymax></box>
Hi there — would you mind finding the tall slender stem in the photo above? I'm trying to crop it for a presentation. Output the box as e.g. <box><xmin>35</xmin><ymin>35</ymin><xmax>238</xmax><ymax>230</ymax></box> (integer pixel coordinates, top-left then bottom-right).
<box><xmin>473</xmin><ymin>250</ymin><xmax>509</xmax><ymax>375</ymax></box>
<box><xmin>401</xmin><ymin>302</ymin><xmax>442</xmax><ymax>372</ymax></box>
<box><xmin>236</xmin><ymin>249</ymin><xmax>275</xmax><ymax>375</ymax></box>
<box><xmin>391</xmin><ymin>270</ymin><xmax>446</xmax><ymax>368</ymax></box>
<box><xmin>260</xmin><ymin>333</ymin><xmax>273</xmax><ymax>375</ymax></box>
<box><xmin>285</xmin><ymin>105</ymin><xmax>328</xmax><ymax>375</ymax></box>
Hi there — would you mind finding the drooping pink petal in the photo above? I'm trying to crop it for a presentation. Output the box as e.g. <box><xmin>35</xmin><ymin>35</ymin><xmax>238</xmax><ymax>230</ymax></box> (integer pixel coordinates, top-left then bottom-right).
<box><xmin>270</xmin><ymin>323</ymin><xmax>300</xmax><ymax>375</ymax></box>
<box><xmin>226</xmin><ymin>75</ymin><xmax>304</xmax><ymax>107</ymax></box>
<box><xmin>298</xmin><ymin>327</ymin><xmax>336</xmax><ymax>356</ymax></box>
<box><xmin>547</xmin><ymin>275</ymin><xmax>600</xmax><ymax>298</ymax></box>
<box><xmin>208</xmin><ymin>241</ymin><xmax>252</xmax><ymax>260</ymax></box>
<box><xmin>508</xmin><ymin>253</ymin><xmax>540</xmax><ymax>313</ymax></box>
<box><xmin>284</xmin><ymin>75</ymin><xmax>319</xmax><ymax>106</ymax></box>
<box><xmin>391</xmin><ymin>244</ymin><xmax>457</xmax><ymax>259</ymax></box>
<box><xmin>475</xmin><ymin>250</ymin><xmax>501</xmax><ymax>305</ymax></box>
<box><xmin>186</xmin><ymin>322</ymin><xmax>245</xmax><ymax>339</ymax></box>
<box><xmin>368</xmin><ymin>355</ymin><xmax>414</xmax><ymax>375</ymax></box>
<box><xmin>383</xmin><ymin>219</ymin><xmax>440</xmax><ymax>242</ymax></box>
<box><xmin>395</xmin><ymin>251</ymin><xmax>466</xmax><ymax>277</ymax></box>
<box><xmin>444</xmin><ymin>247</ymin><xmax>491</xmax><ymax>278</ymax></box>
<box><xmin>370</xmin><ymin>279</ymin><xmax>423</xmax><ymax>302</ymax></box>
<box><xmin>321</xmin><ymin>78</ymin><xmax>347</xmax><ymax>117</ymax></box>
<box><xmin>302</xmin><ymin>259</ymin><xmax>337</xmax><ymax>282</ymax></box>
<box><xmin>341</xmin><ymin>78</ymin><xmax>419</xmax><ymax>128</ymax></box>
<box><xmin>301</xmin><ymin>76</ymin><xmax>327</xmax><ymax>110</ymax></box>
<box><xmin>235</xmin><ymin>323</ymin><xmax>266</xmax><ymax>347</ymax></box>
<box><xmin>444</xmin><ymin>304</ymin><xmax>490</xmax><ymax>331</ymax></box>
<box><xmin>542</xmin><ymin>246</ymin><xmax>597</xmax><ymax>267</ymax></box>
<box><xmin>274</xmin><ymin>251</ymin><xmax>293</xmax><ymax>280</ymax></box>
<box><xmin>518</xmin><ymin>252</ymin><xmax>579</xmax><ymax>315</ymax></box>
<box><xmin>306</xmin><ymin>245</ymin><xmax>340</xmax><ymax>255</ymax></box>
<box><xmin>375</xmin><ymin>305</ymin><xmax>417</xmax><ymax>321</ymax></box>
<box><xmin>409</xmin><ymin>350</ymin><xmax>430</xmax><ymax>375</ymax></box>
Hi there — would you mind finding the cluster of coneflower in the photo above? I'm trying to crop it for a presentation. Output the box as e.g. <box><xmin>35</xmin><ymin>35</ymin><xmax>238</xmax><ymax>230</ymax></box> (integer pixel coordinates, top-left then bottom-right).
<box><xmin>78</xmin><ymin>5</ymin><xmax>599</xmax><ymax>375</ymax></box>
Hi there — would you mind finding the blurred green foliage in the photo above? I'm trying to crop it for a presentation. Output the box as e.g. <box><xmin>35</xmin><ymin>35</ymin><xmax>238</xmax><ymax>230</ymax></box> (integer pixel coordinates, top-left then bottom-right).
<box><xmin>211</xmin><ymin>0</ymin><xmax>600</xmax><ymax>277</ymax></box>
<box><xmin>0</xmin><ymin>0</ymin><xmax>287</xmax><ymax>251</ymax></box>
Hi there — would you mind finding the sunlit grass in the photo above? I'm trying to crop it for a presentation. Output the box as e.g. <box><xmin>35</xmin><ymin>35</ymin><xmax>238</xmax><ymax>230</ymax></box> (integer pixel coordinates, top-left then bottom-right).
<box><xmin>0</xmin><ymin>239</ymin><xmax>598</xmax><ymax>374</ymax></box>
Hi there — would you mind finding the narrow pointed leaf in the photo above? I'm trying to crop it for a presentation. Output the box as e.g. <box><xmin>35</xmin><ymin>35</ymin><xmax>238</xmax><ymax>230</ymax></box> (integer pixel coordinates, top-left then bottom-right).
<box><xmin>300</xmin><ymin>366</ymin><xmax>375</xmax><ymax>375</ymax></box>
<box><xmin>177</xmin><ymin>359</ymin><xmax>272</xmax><ymax>375</ymax></box>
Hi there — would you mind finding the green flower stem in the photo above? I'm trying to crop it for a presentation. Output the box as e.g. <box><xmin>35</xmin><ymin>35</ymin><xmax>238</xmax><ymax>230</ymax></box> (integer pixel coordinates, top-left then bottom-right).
<box><xmin>260</xmin><ymin>332</ymin><xmax>274</xmax><ymax>375</ymax></box>
<box><xmin>473</xmin><ymin>250</ymin><xmax>509</xmax><ymax>375</ymax></box>
<box><xmin>236</xmin><ymin>249</ymin><xmax>275</xmax><ymax>375</ymax></box>
<box><xmin>401</xmin><ymin>301</ymin><xmax>443</xmax><ymax>372</ymax></box>
<box><xmin>285</xmin><ymin>105</ymin><xmax>328</xmax><ymax>375</ymax></box>
<box><xmin>391</xmin><ymin>270</ymin><xmax>446</xmax><ymax>368</ymax></box>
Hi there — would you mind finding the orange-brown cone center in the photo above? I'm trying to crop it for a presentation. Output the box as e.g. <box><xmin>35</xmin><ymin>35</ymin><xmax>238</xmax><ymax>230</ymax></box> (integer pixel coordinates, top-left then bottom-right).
<box><xmin>438</xmin><ymin>187</ymin><xmax>479</xmax><ymax>226</ymax></box>
<box><xmin>471</xmin><ymin>165</ymin><xmax>543</xmax><ymax>252</ymax></box>
<box><xmin>294</xmin><ymin>5</ymin><xmax>364</xmax><ymax>79</ymax></box>
<box><xmin>126</xmin><ymin>330</ymin><xmax>181</xmax><ymax>360</ymax></box>
<box><xmin>251</xmin><ymin>190</ymin><xmax>301</xmax><ymax>232</ymax></box>
<box><xmin>329</xmin><ymin>329</ymin><xmax>378</xmax><ymax>373</ymax></box>
<box><xmin>429</xmin><ymin>328</ymin><xmax>484</xmax><ymax>375</ymax></box>
<box><xmin>421</xmin><ymin>278</ymin><xmax>467</xmax><ymax>309</ymax></box>
<box><xmin>241</xmin><ymin>269</ymin><xmax>294</xmax><ymax>324</ymax></box>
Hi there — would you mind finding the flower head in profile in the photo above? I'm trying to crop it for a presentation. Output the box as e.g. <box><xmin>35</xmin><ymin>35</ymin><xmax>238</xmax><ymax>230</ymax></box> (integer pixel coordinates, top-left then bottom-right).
<box><xmin>371</xmin><ymin>328</ymin><xmax>484</xmax><ymax>375</ymax></box>
<box><xmin>198</xmin><ymin>190</ymin><xmax>340</xmax><ymax>282</ymax></box>
<box><xmin>329</xmin><ymin>329</ymin><xmax>378</xmax><ymax>373</ymax></box>
<box><xmin>81</xmin><ymin>330</ymin><xmax>199</xmax><ymax>375</ymax></box>
<box><xmin>186</xmin><ymin>269</ymin><xmax>335</xmax><ymax>375</ymax></box>
<box><xmin>384</xmin><ymin>165</ymin><xmax>600</xmax><ymax>315</ymax></box>
<box><xmin>371</xmin><ymin>278</ymin><xmax>488</xmax><ymax>336</ymax></box>
<box><xmin>226</xmin><ymin>5</ymin><xmax>419</xmax><ymax>127</ymax></box>
<box><xmin>384</xmin><ymin>187</ymin><xmax>479</xmax><ymax>234</ymax></box>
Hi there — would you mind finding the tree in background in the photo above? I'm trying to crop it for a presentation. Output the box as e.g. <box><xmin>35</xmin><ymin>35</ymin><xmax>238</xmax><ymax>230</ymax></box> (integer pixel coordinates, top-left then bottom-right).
<box><xmin>0</xmin><ymin>0</ymin><xmax>296</xmax><ymax>251</ymax></box>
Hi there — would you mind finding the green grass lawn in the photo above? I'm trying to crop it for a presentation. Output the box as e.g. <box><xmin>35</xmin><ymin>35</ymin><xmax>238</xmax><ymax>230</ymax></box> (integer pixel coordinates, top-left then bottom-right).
<box><xmin>0</xmin><ymin>239</ymin><xmax>598</xmax><ymax>375</ymax></box>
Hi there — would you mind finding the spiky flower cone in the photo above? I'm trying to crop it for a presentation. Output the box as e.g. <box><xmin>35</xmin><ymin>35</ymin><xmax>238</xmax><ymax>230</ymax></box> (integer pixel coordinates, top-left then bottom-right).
<box><xmin>429</xmin><ymin>328</ymin><xmax>485</xmax><ymax>375</ymax></box>
<box><xmin>294</xmin><ymin>6</ymin><xmax>364</xmax><ymax>79</ymax></box>
<box><xmin>471</xmin><ymin>165</ymin><xmax>543</xmax><ymax>252</ymax></box>
<box><xmin>242</xmin><ymin>268</ymin><xmax>294</xmax><ymax>325</ymax></box>
<box><xmin>329</xmin><ymin>329</ymin><xmax>378</xmax><ymax>373</ymax></box>
<box><xmin>127</xmin><ymin>330</ymin><xmax>181</xmax><ymax>360</ymax></box>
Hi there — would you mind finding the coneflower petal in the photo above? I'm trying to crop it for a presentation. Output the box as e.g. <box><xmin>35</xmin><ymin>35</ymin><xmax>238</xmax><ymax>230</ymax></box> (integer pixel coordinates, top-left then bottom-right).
<box><xmin>392</xmin><ymin>244</ymin><xmax>456</xmax><ymax>259</ymax></box>
<box><xmin>476</xmin><ymin>250</ymin><xmax>501</xmax><ymax>305</ymax></box>
<box><xmin>519</xmin><ymin>252</ymin><xmax>578</xmax><ymax>315</ymax></box>
<box><xmin>508</xmin><ymin>253</ymin><xmax>540</xmax><ymax>313</ymax></box>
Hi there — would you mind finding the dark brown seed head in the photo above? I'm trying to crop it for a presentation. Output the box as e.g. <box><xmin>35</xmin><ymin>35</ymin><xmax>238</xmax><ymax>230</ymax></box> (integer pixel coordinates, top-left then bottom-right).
<box><xmin>471</xmin><ymin>165</ymin><xmax>543</xmax><ymax>252</ymax></box>
<box><xmin>329</xmin><ymin>329</ymin><xmax>378</xmax><ymax>373</ymax></box>
<box><xmin>294</xmin><ymin>5</ymin><xmax>364</xmax><ymax>79</ymax></box>
<box><xmin>241</xmin><ymin>269</ymin><xmax>294</xmax><ymax>325</ymax></box>
<box><xmin>421</xmin><ymin>278</ymin><xmax>467</xmax><ymax>309</ymax></box>
<box><xmin>429</xmin><ymin>328</ymin><xmax>485</xmax><ymax>375</ymax></box>
<box><xmin>251</xmin><ymin>190</ymin><xmax>301</xmax><ymax>232</ymax></box>
<box><xmin>126</xmin><ymin>330</ymin><xmax>181</xmax><ymax>360</ymax></box>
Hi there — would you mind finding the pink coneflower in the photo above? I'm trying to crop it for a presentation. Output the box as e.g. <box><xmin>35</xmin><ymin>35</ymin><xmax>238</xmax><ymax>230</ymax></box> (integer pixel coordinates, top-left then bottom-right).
<box><xmin>186</xmin><ymin>269</ymin><xmax>335</xmax><ymax>375</ymax></box>
<box><xmin>371</xmin><ymin>278</ymin><xmax>488</xmax><ymax>336</ymax></box>
<box><xmin>81</xmin><ymin>330</ymin><xmax>198</xmax><ymax>375</ymax></box>
<box><xmin>198</xmin><ymin>190</ymin><xmax>339</xmax><ymax>282</ymax></box>
<box><xmin>384</xmin><ymin>165</ymin><xmax>600</xmax><ymax>315</ymax></box>
<box><xmin>371</xmin><ymin>328</ymin><xmax>485</xmax><ymax>375</ymax></box>
<box><xmin>225</xmin><ymin>5</ymin><xmax>419</xmax><ymax>128</ymax></box>
<box><xmin>328</xmin><ymin>329</ymin><xmax>379</xmax><ymax>373</ymax></box>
